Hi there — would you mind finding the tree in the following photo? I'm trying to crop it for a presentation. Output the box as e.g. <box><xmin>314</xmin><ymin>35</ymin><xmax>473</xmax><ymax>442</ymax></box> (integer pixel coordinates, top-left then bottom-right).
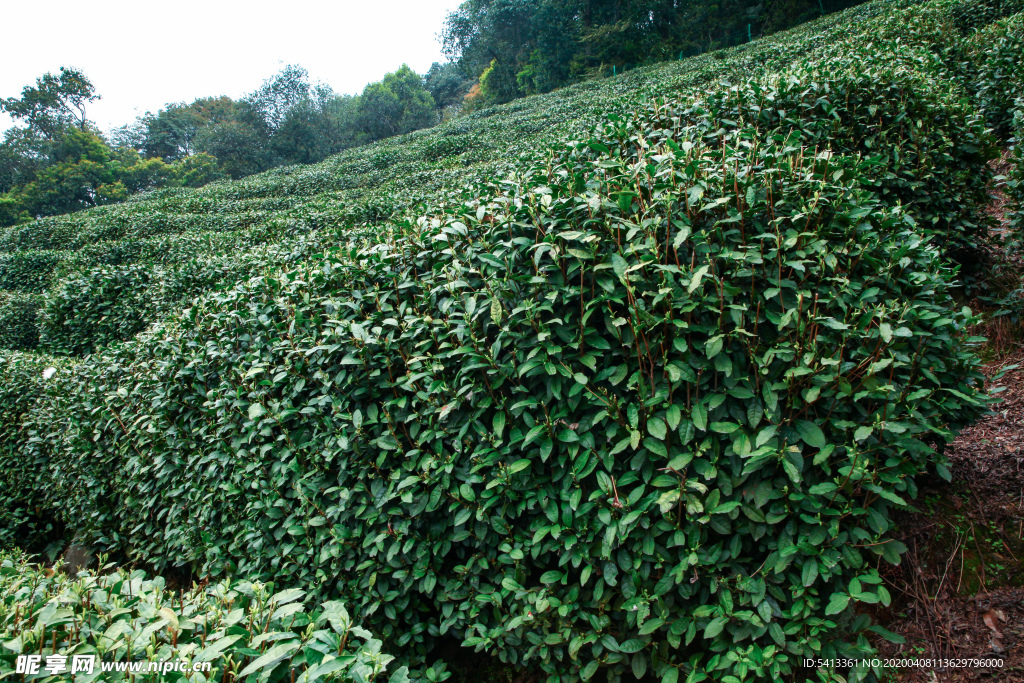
<box><xmin>358</xmin><ymin>65</ymin><xmax>436</xmax><ymax>141</ymax></box>
<box><xmin>16</xmin><ymin>129</ymin><xmax>118</xmax><ymax>217</ymax></box>
<box><xmin>442</xmin><ymin>0</ymin><xmax>540</xmax><ymax>103</ymax></box>
<box><xmin>0</xmin><ymin>67</ymin><xmax>99</xmax><ymax>140</ymax></box>
<box><xmin>0</xmin><ymin>128</ymin><xmax>47</xmax><ymax>194</ymax></box>
<box><xmin>194</xmin><ymin>120</ymin><xmax>270</xmax><ymax>179</ymax></box>
<box><xmin>244</xmin><ymin>65</ymin><xmax>313</xmax><ymax>136</ymax></box>
<box><xmin>273</xmin><ymin>90</ymin><xmax>363</xmax><ymax>165</ymax></box>
<box><xmin>0</xmin><ymin>70</ymin><xmax>235</xmax><ymax>226</ymax></box>
<box><xmin>423</xmin><ymin>62</ymin><xmax>475</xmax><ymax>111</ymax></box>
<box><xmin>140</xmin><ymin>105</ymin><xmax>207</xmax><ymax>161</ymax></box>
<box><xmin>439</xmin><ymin>0</ymin><xmax>844</xmax><ymax>100</ymax></box>
<box><xmin>133</xmin><ymin>96</ymin><xmax>240</xmax><ymax>162</ymax></box>
<box><xmin>169</xmin><ymin>152</ymin><xmax>225</xmax><ymax>188</ymax></box>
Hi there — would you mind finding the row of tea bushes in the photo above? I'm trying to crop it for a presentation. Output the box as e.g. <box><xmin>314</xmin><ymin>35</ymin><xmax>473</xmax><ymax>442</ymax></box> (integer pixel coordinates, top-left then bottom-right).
<box><xmin>36</xmin><ymin>230</ymin><xmax>349</xmax><ymax>356</ymax></box>
<box><xmin>0</xmin><ymin>0</ymin><xmax>1013</xmax><ymax>680</ymax></box>
<box><xmin>4</xmin><ymin>0</ymin><xmax>1014</xmax><ymax>359</ymax></box>
<box><xmin>613</xmin><ymin>41</ymin><xmax>997</xmax><ymax>264</ymax></box>
<box><xmin>1009</xmin><ymin>103</ymin><xmax>1024</xmax><ymax>249</ymax></box>
<box><xmin>6</xmin><ymin>117</ymin><xmax>988</xmax><ymax>682</ymax></box>
<box><xmin>0</xmin><ymin>353</ymin><xmax>74</xmax><ymax>549</ymax></box>
<box><xmin>0</xmin><ymin>551</ymin><xmax>433</xmax><ymax>683</ymax></box>
<box><xmin>0</xmin><ymin>293</ymin><xmax>41</xmax><ymax>351</ymax></box>
<box><xmin>964</xmin><ymin>11</ymin><xmax>1024</xmax><ymax>136</ymax></box>
<box><xmin>950</xmin><ymin>0</ymin><xmax>1024</xmax><ymax>30</ymax></box>
<box><xmin>0</xmin><ymin>0</ymin><xmax>927</xmax><ymax>303</ymax></box>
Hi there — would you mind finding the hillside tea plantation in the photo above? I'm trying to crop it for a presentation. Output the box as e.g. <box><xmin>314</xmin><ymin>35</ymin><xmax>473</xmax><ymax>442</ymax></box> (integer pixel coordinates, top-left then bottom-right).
<box><xmin>1</xmin><ymin>0</ymin><xmax>1022</xmax><ymax>681</ymax></box>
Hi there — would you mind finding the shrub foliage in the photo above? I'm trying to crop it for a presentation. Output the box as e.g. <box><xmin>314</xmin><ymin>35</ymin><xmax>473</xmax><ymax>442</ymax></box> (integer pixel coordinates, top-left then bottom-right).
<box><xmin>0</xmin><ymin>0</ymin><xmax>1014</xmax><ymax>680</ymax></box>
<box><xmin>0</xmin><ymin>552</ymin><xmax>415</xmax><ymax>683</ymax></box>
<box><xmin>22</xmin><ymin>118</ymin><xmax>987</xmax><ymax>682</ymax></box>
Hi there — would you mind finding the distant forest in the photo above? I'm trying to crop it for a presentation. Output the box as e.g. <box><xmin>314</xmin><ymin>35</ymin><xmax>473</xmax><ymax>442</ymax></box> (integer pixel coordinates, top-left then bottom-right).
<box><xmin>442</xmin><ymin>0</ymin><xmax>862</xmax><ymax>102</ymax></box>
<box><xmin>0</xmin><ymin>0</ymin><xmax>856</xmax><ymax>227</ymax></box>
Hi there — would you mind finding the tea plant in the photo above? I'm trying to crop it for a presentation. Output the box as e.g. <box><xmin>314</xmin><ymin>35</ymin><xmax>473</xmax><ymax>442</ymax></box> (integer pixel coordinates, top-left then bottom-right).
<box><xmin>0</xmin><ymin>0</ymin><xmax>1017</xmax><ymax>680</ymax></box>
<box><xmin>0</xmin><ymin>551</ymin><xmax>423</xmax><ymax>683</ymax></box>
<box><xmin>14</xmin><ymin>118</ymin><xmax>986</xmax><ymax>682</ymax></box>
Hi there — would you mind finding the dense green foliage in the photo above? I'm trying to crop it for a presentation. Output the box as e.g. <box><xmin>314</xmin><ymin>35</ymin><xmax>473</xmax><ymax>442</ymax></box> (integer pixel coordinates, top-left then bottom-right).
<box><xmin>0</xmin><ymin>0</ymin><xmax>956</xmax><ymax>359</ymax></box>
<box><xmin>0</xmin><ymin>293</ymin><xmax>41</xmax><ymax>351</ymax></box>
<box><xmin>0</xmin><ymin>551</ymin><xmax>422</xmax><ymax>683</ymax></box>
<box><xmin>0</xmin><ymin>354</ymin><xmax>72</xmax><ymax>549</ymax></box>
<box><xmin>116</xmin><ymin>64</ymin><xmax>450</xmax><ymax>183</ymax></box>
<box><xmin>1</xmin><ymin>64</ymin><xmax>450</xmax><ymax>228</ymax></box>
<box><xmin>441</xmin><ymin>0</ymin><xmax>868</xmax><ymax>104</ymax></box>
<box><xmin>14</xmin><ymin>120</ymin><xmax>987</xmax><ymax>682</ymax></box>
<box><xmin>38</xmin><ymin>264</ymin><xmax>156</xmax><ymax>356</ymax></box>
<box><xmin>1008</xmin><ymin>103</ymin><xmax>1024</xmax><ymax>249</ymax></box>
<box><xmin>667</xmin><ymin>50</ymin><xmax>996</xmax><ymax>262</ymax></box>
<box><xmin>963</xmin><ymin>10</ymin><xmax>1024</xmax><ymax>137</ymax></box>
<box><xmin>0</xmin><ymin>71</ymin><xmax>227</xmax><ymax>227</ymax></box>
<box><xmin>0</xmin><ymin>0</ymin><xmax>1019</xmax><ymax>680</ymax></box>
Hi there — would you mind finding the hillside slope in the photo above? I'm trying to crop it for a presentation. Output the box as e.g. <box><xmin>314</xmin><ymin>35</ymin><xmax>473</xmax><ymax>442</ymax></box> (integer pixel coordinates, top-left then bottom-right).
<box><xmin>0</xmin><ymin>0</ymin><xmax>938</xmax><ymax>356</ymax></box>
<box><xmin>1</xmin><ymin>0</ymin><xmax>1023</xmax><ymax>682</ymax></box>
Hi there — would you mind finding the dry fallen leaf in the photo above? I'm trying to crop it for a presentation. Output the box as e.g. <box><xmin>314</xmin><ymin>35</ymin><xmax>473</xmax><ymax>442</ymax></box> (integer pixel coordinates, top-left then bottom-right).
<box><xmin>982</xmin><ymin>608</ymin><xmax>1006</xmax><ymax>634</ymax></box>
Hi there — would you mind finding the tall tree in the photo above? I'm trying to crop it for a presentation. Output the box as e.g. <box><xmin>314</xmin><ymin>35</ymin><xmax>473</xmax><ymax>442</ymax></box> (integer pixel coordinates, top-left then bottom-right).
<box><xmin>194</xmin><ymin>120</ymin><xmax>270</xmax><ymax>179</ymax></box>
<box><xmin>0</xmin><ymin>67</ymin><xmax>99</xmax><ymax>140</ymax></box>
<box><xmin>244</xmin><ymin>65</ymin><xmax>313</xmax><ymax>136</ymax></box>
<box><xmin>440</xmin><ymin>0</ymin><xmax>847</xmax><ymax>101</ymax></box>
<box><xmin>358</xmin><ymin>65</ymin><xmax>436</xmax><ymax>141</ymax></box>
<box><xmin>442</xmin><ymin>0</ymin><xmax>540</xmax><ymax>103</ymax></box>
<box><xmin>424</xmin><ymin>62</ymin><xmax>475</xmax><ymax>111</ymax></box>
<box><xmin>139</xmin><ymin>96</ymin><xmax>239</xmax><ymax>162</ymax></box>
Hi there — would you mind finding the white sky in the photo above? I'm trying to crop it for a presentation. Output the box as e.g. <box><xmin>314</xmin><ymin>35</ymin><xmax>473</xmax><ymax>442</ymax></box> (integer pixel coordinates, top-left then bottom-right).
<box><xmin>1</xmin><ymin>0</ymin><xmax>463</xmax><ymax>135</ymax></box>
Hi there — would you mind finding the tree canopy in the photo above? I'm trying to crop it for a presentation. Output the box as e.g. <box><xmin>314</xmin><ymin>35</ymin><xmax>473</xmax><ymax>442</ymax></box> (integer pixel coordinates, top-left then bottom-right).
<box><xmin>0</xmin><ymin>67</ymin><xmax>99</xmax><ymax>140</ymax></box>
<box><xmin>358</xmin><ymin>65</ymin><xmax>437</xmax><ymax>140</ymax></box>
<box><xmin>0</xmin><ymin>63</ymin><xmax>453</xmax><ymax>225</ymax></box>
<box><xmin>441</xmin><ymin>0</ymin><xmax>863</xmax><ymax>103</ymax></box>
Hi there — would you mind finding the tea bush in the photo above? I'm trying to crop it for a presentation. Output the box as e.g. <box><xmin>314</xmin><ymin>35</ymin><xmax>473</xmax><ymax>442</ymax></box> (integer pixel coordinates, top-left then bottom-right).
<box><xmin>0</xmin><ymin>251</ymin><xmax>64</xmax><ymax>293</ymax></box>
<box><xmin>421</xmin><ymin>135</ymin><xmax>477</xmax><ymax>161</ymax></box>
<box><xmin>0</xmin><ymin>293</ymin><xmax>42</xmax><ymax>351</ymax></box>
<box><xmin>950</xmin><ymin>0</ymin><xmax>1024</xmax><ymax>32</ymax></box>
<box><xmin>39</xmin><ymin>264</ymin><xmax>158</xmax><ymax>357</ymax></box>
<box><xmin>965</xmin><ymin>11</ymin><xmax>1024</xmax><ymax>137</ymax></box>
<box><xmin>3</xmin><ymin>0</ymin><xmax>1004</xmax><ymax>361</ymax></box>
<box><xmin>0</xmin><ymin>0</ymin><xmax>925</xmax><ymax>310</ymax></box>
<box><xmin>29</xmin><ymin>117</ymin><xmax>986</xmax><ymax>682</ymax></box>
<box><xmin>35</xmin><ymin>230</ymin><xmax>352</xmax><ymax>357</ymax></box>
<box><xmin>0</xmin><ymin>0</ymin><xmax>1013</xmax><ymax>679</ymax></box>
<box><xmin>0</xmin><ymin>551</ymin><xmax>421</xmax><ymax>683</ymax></box>
<box><xmin>0</xmin><ymin>354</ymin><xmax>72</xmax><ymax>549</ymax></box>
<box><xmin>636</xmin><ymin>47</ymin><xmax>996</xmax><ymax>260</ymax></box>
<box><xmin>1007</xmin><ymin>102</ymin><xmax>1024</xmax><ymax>249</ymax></box>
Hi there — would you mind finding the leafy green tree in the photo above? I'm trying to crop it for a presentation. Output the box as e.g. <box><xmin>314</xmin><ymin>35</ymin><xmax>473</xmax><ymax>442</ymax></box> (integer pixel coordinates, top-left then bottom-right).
<box><xmin>442</xmin><ymin>0</ymin><xmax>539</xmax><ymax>103</ymax></box>
<box><xmin>0</xmin><ymin>71</ymin><xmax>236</xmax><ymax>226</ymax></box>
<box><xmin>423</xmin><ymin>62</ymin><xmax>475</xmax><ymax>111</ymax></box>
<box><xmin>244</xmin><ymin>65</ymin><xmax>313</xmax><ymax>136</ymax></box>
<box><xmin>0</xmin><ymin>67</ymin><xmax>99</xmax><ymax>140</ymax></box>
<box><xmin>272</xmin><ymin>88</ymin><xmax>363</xmax><ymax>165</ymax></box>
<box><xmin>169</xmin><ymin>152</ymin><xmax>225</xmax><ymax>188</ymax></box>
<box><xmin>194</xmin><ymin>120</ymin><xmax>270</xmax><ymax>179</ymax></box>
<box><xmin>0</xmin><ymin>128</ymin><xmax>46</xmax><ymax>194</ymax></box>
<box><xmin>142</xmin><ymin>105</ymin><xmax>206</xmax><ymax>160</ymax></box>
<box><xmin>0</xmin><ymin>194</ymin><xmax>28</xmax><ymax>226</ymax></box>
<box><xmin>16</xmin><ymin>129</ymin><xmax>119</xmax><ymax>217</ymax></box>
<box><xmin>441</xmin><ymin>0</ymin><xmax>858</xmax><ymax>98</ymax></box>
<box><xmin>315</xmin><ymin>94</ymin><xmax>364</xmax><ymax>154</ymax></box>
<box><xmin>358</xmin><ymin>65</ymin><xmax>436</xmax><ymax>141</ymax></box>
<box><xmin>133</xmin><ymin>96</ymin><xmax>240</xmax><ymax>162</ymax></box>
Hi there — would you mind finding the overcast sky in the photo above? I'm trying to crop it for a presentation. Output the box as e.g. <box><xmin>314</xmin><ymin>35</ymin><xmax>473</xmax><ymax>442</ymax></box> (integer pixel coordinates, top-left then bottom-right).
<box><xmin>1</xmin><ymin>0</ymin><xmax>464</xmax><ymax>135</ymax></box>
